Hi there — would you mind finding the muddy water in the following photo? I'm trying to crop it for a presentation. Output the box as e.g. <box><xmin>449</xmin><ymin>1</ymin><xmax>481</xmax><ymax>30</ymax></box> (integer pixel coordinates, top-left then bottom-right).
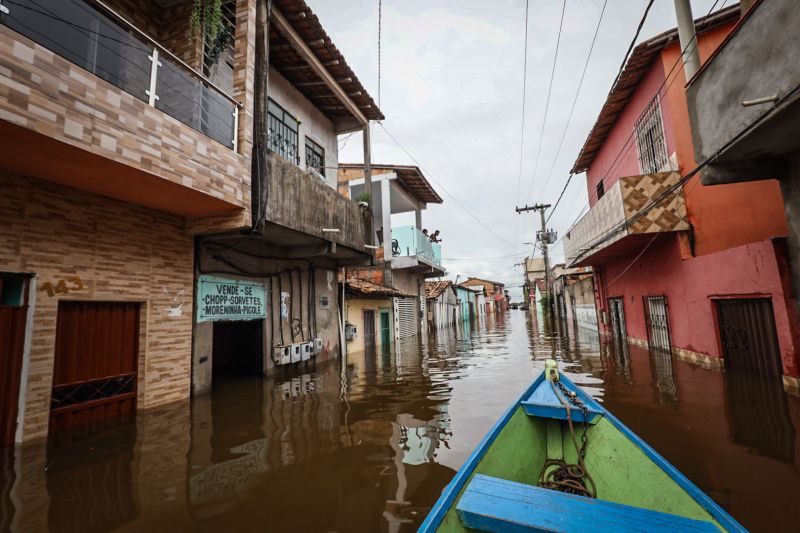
<box><xmin>2</xmin><ymin>310</ymin><xmax>800</xmax><ymax>532</ymax></box>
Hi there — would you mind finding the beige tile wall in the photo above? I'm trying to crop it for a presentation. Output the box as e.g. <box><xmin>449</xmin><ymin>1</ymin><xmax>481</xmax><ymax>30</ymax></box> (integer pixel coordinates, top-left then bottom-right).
<box><xmin>1</xmin><ymin>174</ymin><xmax>195</xmax><ymax>442</ymax></box>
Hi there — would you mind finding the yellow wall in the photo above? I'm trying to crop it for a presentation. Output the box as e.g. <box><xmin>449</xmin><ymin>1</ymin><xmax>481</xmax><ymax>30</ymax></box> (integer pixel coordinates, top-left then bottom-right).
<box><xmin>345</xmin><ymin>297</ymin><xmax>393</xmax><ymax>354</ymax></box>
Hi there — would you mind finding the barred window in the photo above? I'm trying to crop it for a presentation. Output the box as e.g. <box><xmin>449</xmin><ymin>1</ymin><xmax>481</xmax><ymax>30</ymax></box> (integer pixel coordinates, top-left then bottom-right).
<box><xmin>305</xmin><ymin>136</ymin><xmax>325</xmax><ymax>177</ymax></box>
<box><xmin>634</xmin><ymin>97</ymin><xmax>669</xmax><ymax>174</ymax></box>
<box><xmin>267</xmin><ymin>99</ymin><xmax>300</xmax><ymax>164</ymax></box>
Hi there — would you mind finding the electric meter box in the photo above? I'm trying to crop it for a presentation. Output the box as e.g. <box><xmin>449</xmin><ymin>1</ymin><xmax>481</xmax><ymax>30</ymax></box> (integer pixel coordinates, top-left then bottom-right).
<box><xmin>312</xmin><ymin>338</ymin><xmax>323</xmax><ymax>355</ymax></box>
<box><xmin>301</xmin><ymin>342</ymin><xmax>313</xmax><ymax>361</ymax></box>
<box><xmin>345</xmin><ymin>323</ymin><xmax>357</xmax><ymax>340</ymax></box>
<box><xmin>274</xmin><ymin>346</ymin><xmax>290</xmax><ymax>366</ymax></box>
<box><xmin>290</xmin><ymin>343</ymin><xmax>302</xmax><ymax>363</ymax></box>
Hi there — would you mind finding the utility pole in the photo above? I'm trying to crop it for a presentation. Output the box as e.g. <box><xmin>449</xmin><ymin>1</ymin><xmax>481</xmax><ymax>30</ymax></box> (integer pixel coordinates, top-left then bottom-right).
<box><xmin>516</xmin><ymin>204</ymin><xmax>553</xmax><ymax>311</ymax></box>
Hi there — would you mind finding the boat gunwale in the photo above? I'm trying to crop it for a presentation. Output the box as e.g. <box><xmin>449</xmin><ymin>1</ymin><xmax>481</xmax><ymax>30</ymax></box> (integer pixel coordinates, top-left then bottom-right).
<box><xmin>417</xmin><ymin>372</ymin><xmax>747</xmax><ymax>533</ymax></box>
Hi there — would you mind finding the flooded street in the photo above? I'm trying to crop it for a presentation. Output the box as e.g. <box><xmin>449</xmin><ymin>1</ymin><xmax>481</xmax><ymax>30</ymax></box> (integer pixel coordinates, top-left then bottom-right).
<box><xmin>3</xmin><ymin>310</ymin><xmax>800</xmax><ymax>533</ymax></box>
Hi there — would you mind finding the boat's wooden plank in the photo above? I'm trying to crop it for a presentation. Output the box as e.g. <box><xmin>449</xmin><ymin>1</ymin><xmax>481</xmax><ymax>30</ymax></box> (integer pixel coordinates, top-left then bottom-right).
<box><xmin>521</xmin><ymin>379</ymin><xmax>603</xmax><ymax>425</ymax></box>
<box><xmin>456</xmin><ymin>474</ymin><xmax>721</xmax><ymax>533</ymax></box>
<box><xmin>545</xmin><ymin>419</ymin><xmax>563</xmax><ymax>460</ymax></box>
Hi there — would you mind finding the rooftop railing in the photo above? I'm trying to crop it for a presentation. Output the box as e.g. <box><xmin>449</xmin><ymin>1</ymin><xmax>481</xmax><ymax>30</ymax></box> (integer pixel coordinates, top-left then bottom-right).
<box><xmin>0</xmin><ymin>0</ymin><xmax>241</xmax><ymax>149</ymax></box>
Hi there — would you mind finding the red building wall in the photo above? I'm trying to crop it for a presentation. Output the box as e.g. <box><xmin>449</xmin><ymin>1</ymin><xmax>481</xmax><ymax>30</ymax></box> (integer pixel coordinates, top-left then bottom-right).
<box><xmin>583</xmin><ymin>23</ymin><xmax>798</xmax><ymax>377</ymax></box>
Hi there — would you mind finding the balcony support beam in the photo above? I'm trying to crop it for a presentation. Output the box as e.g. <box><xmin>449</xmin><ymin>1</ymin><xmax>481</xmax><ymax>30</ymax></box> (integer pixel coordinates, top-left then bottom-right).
<box><xmin>382</xmin><ymin>177</ymin><xmax>392</xmax><ymax>263</ymax></box>
<box><xmin>271</xmin><ymin>7</ymin><xmax>367</xmax><ymax>126</ymax></box>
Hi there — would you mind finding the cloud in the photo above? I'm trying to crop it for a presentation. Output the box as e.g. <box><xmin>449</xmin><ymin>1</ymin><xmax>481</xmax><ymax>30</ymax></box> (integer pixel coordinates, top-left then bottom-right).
<box><xmin>313</xmin><ymin>0</ymin><xmax>724</xmax><ymax>297</ymax></box>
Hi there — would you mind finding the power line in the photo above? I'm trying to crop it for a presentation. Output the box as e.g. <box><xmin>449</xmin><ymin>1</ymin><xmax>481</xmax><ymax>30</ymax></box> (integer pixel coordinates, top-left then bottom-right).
<box><xmin>376</xmin><ymin>122</ymin><xmax>518</xmax><ymax>249</ymax></box>
<box><xmin>609</xmin><ymin>0</ymin><xmax>656</xmax><ymax>93</ymax></box>
<box><xmin>377</xmin><ymin>0</ymin><xmax>382</xmax><ymax>107</ymax></box>
<box><xmin>571</xmin><ymin>77</ymin><xmax>800</xmax><ymax>265</ymax></box>
<box><xmin>538</xmin><ymin>0</ymin><xmax>608</xmax><ymax>204</ymax></box>
<box><xmin>548</xmin><ymin>0</ymin><xmax>728</xmax><ymax>228</ymax></box>
<box><xmin>515</xmin><ymin>0</ymin><xmax>531</xmax><ymax>207</ymax></box>
<box><xmin>524</xmin><ymin>0</ymin><xmax>567</xmax><ymax>203</ymax></box>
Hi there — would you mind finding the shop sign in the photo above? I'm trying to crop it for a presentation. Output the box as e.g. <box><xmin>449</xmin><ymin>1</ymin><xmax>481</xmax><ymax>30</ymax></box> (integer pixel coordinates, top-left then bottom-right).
<box><xmin>197</xmin><ymin>275</ymin><xmax>267</xmax><ymax>322</ymax></box>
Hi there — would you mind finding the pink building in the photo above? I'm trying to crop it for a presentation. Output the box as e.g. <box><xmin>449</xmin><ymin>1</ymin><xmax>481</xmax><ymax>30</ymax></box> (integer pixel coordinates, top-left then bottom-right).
<box><xmin>563</xmin><ymin>5</ymin><xmax>800</xmax><ymax>393</ymax></box>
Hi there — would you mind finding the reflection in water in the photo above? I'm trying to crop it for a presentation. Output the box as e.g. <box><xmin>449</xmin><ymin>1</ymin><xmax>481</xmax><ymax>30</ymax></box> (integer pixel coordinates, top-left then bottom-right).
<box><xmin>0</xmin><ymin>311</ymin><xmax>799</xmax><ymax>532</ymax></box>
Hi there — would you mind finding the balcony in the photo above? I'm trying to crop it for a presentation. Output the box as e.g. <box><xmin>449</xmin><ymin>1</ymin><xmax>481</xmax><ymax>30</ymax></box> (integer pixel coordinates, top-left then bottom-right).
<box><xmin>686</xmin><ymin>0</ymin><xmax>800</xmax><ymax>185</ymax></box>
<box><xmin>563</xmin><ymin>171</ymin><xmax>689</xmax><ymax>267</ymax></box>
<box><xmin>0</xmin><ymin>0</ymin><xmax>247</xmax><ymax>217</ymax></box>
<box><xmin>391</xmin><ymin>225</ymin><xmax>445</xmax><ymax>276</ymax></box>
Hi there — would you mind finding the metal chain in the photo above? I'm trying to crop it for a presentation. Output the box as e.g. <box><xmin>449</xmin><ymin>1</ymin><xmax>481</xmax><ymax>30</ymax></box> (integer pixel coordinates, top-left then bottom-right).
<box><xmin>538</xmin><ymin>377</ymin><xmax>596</xmax><ymax>498</ymax></box>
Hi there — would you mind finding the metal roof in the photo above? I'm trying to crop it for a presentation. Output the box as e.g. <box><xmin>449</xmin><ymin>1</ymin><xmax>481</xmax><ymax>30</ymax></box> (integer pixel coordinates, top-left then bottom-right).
<box><xmin>570</xmin><ymin>4</ymin><xmax>740</xmax><ymax>174</ymax></box>
<box><xmin>339</xmin><ymin>163</ymin><xmax>444</xmax><ymax>204</ymax></box>
<box><xmin>271</xmin><ymin>0</ymin><xmax>384</xmax><ymax>126</ymax></box>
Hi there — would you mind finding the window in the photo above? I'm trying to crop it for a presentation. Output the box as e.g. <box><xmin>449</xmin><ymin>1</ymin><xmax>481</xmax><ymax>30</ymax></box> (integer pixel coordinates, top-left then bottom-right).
<box><xmin>305</xmin><ymin>136</ymin><xmax>325</xmax><ymax>177</ymax></box>
<box><xmin>634</xmin><ymin>97</ymin><xmax>669</xmax><ymax>174</ymax></box>
<box><xmin>267</xmin><ymin>99</ymin><xmax>300</xmax><ymax>164</ymax></box>
<box><xmin>0</xmin><ymin>273</ymin><xmax>29</xmax><ymax>307</ymax></box>
<box><xmin>596</xmin><ymin>179</ymin><xmax>605</xmax><ymax>200</ymax></box>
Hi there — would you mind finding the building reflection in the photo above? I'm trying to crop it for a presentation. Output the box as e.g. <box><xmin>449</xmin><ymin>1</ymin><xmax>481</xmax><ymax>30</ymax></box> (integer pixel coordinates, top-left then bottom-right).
<box><xmin>648</xmin><ymin>347</ymin><xmax>679</xmax><ymax>406</ymax></box>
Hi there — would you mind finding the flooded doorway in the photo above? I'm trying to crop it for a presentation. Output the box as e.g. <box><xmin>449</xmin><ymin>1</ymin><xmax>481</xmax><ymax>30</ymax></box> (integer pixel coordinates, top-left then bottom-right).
<box><xmin>608</xmin><ymin>297</ymin><xmax>627</xmax><ymax>342</ymax></box>
<box><xmin>50</xmin><ymin>302</ymin><xmax>139</xmax><ymax>437</ymax></box>
<box><xmin>380</xmin><ymin>310</ymin><xmax>391</xmax><ymax>346</ymax></box>
<box><xmin>212</xmin><ymin>320</ymin><xmax>264</xmax><ymax>377</ymax></box>
<box><xmin>0</xmin><ymin>273</ymin><xmax>28</xmax><ymax>446</ymax></box>
<box><xmin>644</xmin><ymin>295</ymin><xmax>671</xmax><ymax>352</ymax></box>
<box><xmin>363</xmin><ymin>310</ymin><xmax>376</xmax><ymax>351</ymax></box>
<box><xmin>716</xmin><ymin>298</ymin><xmax>782</xmax><ymax>378</ymax></box>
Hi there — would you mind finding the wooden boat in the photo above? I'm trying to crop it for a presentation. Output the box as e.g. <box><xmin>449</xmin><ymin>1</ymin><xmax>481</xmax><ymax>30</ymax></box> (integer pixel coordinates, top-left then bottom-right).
<box><xmin>419</xmin><ymin>360</ymin><xmax>746</xmax><ymax>532</ymax></box>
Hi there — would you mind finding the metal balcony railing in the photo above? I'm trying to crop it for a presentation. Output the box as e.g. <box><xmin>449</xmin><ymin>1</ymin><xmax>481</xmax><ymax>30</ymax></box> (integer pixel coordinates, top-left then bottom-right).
<box><xmin>391</xmin><ymin>226</ymin><xmax>442</xmax><ymax>267</ymax></box>
<box><xmin>0</xmin><ymin>0</ymin><xmax>241</xmax><ymax>149</ymax></box>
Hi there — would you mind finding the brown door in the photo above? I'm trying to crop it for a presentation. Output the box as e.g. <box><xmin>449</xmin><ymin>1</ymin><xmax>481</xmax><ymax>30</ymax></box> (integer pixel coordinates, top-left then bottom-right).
<box><xmin>716</xmin><ymin>298</ymin><xmax>782</xmax><ymax>378</ymax></box>
<box><xmin>51</xmin><ymin>302</ymin><xmax>140</xmax><ymax>437</ymax></box>
<box><xmin>0</xmin><ymin>306</ymin><xmax>27</xmax><ymax>447</ymax></box>
<box><xmin>363</xmin><ymin>310</ymin><xmax>376</xmax><ymax>350</ymax></box>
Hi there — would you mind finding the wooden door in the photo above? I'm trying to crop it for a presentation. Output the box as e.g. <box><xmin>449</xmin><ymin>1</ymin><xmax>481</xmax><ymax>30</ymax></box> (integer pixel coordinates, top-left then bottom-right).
<box><xmin>51</xmin><ymin>302</ymin><xmax>140</xmax><ymax>437</ymax></box>
<box><xmin>717</xmin><ymin>298</ymin><xmax>782</xmax><ymax>378</ymax></box>
<box><xmin>0</xmin><ymin>306</ymin><xmax>26</xmax><ymax>447</ymax></box>
<box><xmin>363</xmin><ymin>310</ymin><xmax>376</xmax><ymax>350</ymax></box>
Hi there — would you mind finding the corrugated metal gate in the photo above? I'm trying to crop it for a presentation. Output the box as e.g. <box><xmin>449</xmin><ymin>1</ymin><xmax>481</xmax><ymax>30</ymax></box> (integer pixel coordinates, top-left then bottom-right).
<box><xmin>51</xmin><ymin>302</ymin><xmax>140</xmax><ymax>437</ymax></box>
<box><xmin>394</xmin><ymin>297</ymin><xmax>417</xmax><ymax>339</ymax></box>
<box><xmin>644</xmin><ymin>296</ymin><xmax>671</xmax><ymax>352</ymax></box>
<box><xmin>716</xmin><ymin>298</ymin><xmax>782</xmax><ymax>378</ymax></box>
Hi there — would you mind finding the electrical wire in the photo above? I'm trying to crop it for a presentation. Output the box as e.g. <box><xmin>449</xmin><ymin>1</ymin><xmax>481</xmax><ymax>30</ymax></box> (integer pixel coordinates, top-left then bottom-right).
<box><xmin>538</xmin><ymin>0</ymin><xmax>608</xmax><ymax>204</ymax></box>
<box><xmin>377</xmin><ymin>0</ymin><xmax>382</xmax><ymax>107</ymax></box>
<box><xmin>547</xmin><ymin>0</ymin><xmax>728</xmax><ymax>229</ymax></box>
<box><xmin>514</xmin><ymin>0</ymin><xmax>531</xmax><ymax>208</ymax></box>
<box><xmin>524</xmin><ymin>0</ymin><xmax>567</xmax><ymax>203</ymax></box>
<box><xmin>376</xmin><ymin>122</ymin><xmax>518</xmax><ymax>249</ymax></box>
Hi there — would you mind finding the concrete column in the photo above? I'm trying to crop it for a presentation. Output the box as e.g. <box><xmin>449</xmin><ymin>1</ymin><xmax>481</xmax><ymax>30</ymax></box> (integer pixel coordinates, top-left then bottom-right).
<box><xmin>415</xmin><ymin>205</ymin><xmax>423</xmax><ymax>230</ymax></box>
<box><xmin>673</xmin><ymin>0</ymin><xmax>701</xmax><ymax>79</ymax></box>
<box><xmin>382</xmin><ymin>177</ymin><xmax>392</xmax><ymax>262</ymax></box>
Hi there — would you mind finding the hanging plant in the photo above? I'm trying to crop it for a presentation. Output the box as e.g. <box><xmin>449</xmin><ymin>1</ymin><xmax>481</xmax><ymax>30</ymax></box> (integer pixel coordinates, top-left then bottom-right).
<box><xmin>190</xmin><ymin>0</ymin><xmax>233</xmax><ymax>68</ymax></box>
<box><xmin>190</xmin><ymin>0</ymin><xmax>224</xmax><ymax>41</ymax></box>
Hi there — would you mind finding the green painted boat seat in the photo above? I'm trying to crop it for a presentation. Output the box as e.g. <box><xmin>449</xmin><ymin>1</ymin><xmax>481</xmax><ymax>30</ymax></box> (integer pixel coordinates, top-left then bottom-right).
<box><xmin>456</xmin><ymin>474</ymin><xmax>721</xmax><ymax>533</ymax></box>
<box><xmin>520</xmin><ymin>379</ymin><xmax>603</xmax><ymax>424</ymax></box>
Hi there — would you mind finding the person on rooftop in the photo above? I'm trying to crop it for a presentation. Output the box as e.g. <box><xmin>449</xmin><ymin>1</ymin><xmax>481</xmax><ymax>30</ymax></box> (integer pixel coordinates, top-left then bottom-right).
<box><xmin>430</xmin><ymin>230</ymin><xmax>442</xmax><ymax>243</ymax></box>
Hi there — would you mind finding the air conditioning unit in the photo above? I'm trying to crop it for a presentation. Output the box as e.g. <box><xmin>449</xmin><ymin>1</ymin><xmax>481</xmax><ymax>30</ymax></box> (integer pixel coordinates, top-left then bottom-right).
<box><xmin>290</xmin><ymin>343</ymin><xmax>302</xmax><ymax>364</ymax></box>
<box><xmin>301</xmin><ymin>342</ymin><xmax>313</xmax><ymax>361</ymax></box>
<box><xmin>274</xmin><ymin>346</ymin><xmax>290</xmax><ymax>366</ymax></box>
<box><xmin>312</xmin><ymin>338</ymin><xmax>323</xmax><ymax>356</ymax></box>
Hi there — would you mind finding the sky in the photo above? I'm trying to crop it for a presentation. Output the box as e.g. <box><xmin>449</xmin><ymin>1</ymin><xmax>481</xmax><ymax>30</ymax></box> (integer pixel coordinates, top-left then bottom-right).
<box><xmin>312</xmin><ymin>0</ymin><xmax>727</xmax><ymax>299</ymax></box>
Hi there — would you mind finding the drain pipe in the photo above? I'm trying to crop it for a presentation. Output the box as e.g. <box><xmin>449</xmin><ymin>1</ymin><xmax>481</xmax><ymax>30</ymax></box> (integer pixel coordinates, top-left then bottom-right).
<box><xmin>673</xmin><ymin>0</ymin><xmax>700</xmax><ymax>80</ymax></box>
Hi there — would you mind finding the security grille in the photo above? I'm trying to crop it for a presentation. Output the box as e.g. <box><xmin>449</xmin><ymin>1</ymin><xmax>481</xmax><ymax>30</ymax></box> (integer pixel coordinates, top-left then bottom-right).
<box><xmin>634</xmin><ymin>97</ymin><xmax>669</xmax><ymax>174</ymax></box>
<box><xmin>644</xmin><ymin>295</ymin><xmax>671</xmax><ymax>352</ymax></box>
<box><xmin>305</xmin><ymin>136</ymin><xmax>325</xmax><ymax>177</ymax></box>
<box><xmin>395</xmin><ymin>297</ymin><xmax>417</xmax><ymax>339</ymax></box>
<box><xmin>268</xmin><ymin>99</ymin><xmax>300</xmax><ymax>164</ymax></box>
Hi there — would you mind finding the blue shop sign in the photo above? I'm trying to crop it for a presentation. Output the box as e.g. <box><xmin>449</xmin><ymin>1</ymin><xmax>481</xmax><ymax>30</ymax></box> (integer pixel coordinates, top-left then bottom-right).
<box><xmin>197</xmin><ymin>275</ymin><xmax>267</xmax><ymax>322</ymax></box>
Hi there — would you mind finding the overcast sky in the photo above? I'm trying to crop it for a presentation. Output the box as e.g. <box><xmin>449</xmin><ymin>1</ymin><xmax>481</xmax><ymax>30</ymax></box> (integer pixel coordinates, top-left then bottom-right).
<box><xmin>312</xmin><ymin>0</ymin><xmax>726</xmax><ymax>298</ymax></box>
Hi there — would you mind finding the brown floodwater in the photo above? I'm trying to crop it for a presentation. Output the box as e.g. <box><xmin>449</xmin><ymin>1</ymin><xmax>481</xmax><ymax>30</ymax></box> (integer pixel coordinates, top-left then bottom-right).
<box><xmin>2</xmin><ymin>310</ymin><xmax>799</xmax><ymax>532</ymax></box>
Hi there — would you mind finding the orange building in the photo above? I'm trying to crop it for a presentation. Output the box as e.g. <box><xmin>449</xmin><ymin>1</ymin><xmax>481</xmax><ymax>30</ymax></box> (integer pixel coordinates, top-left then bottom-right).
<box><xmin>563</xmin><ymin>5</ymin><xmax>800</xmax><ymax>393</ymax></box>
